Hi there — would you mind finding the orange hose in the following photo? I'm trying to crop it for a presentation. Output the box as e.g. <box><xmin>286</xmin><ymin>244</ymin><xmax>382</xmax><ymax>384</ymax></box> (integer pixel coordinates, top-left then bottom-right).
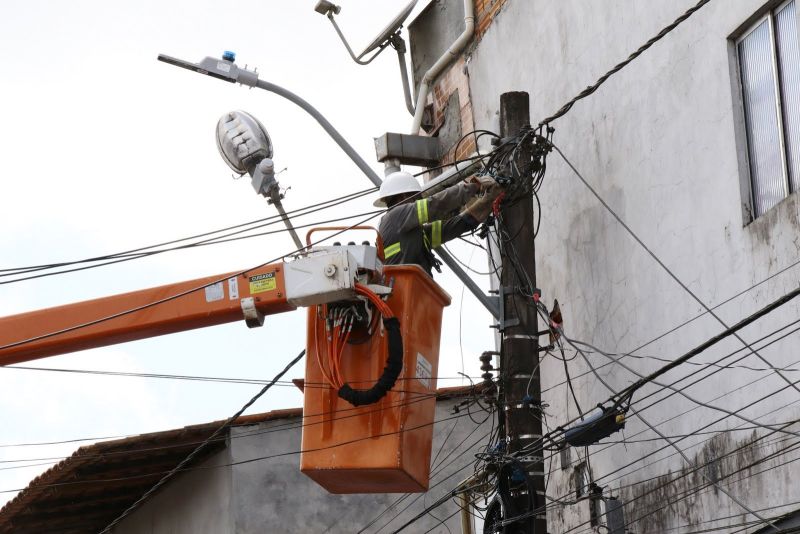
<box><xmin>331</xmin><ymin>324</ymin><xmax>343</xmax><ymax>388</ymax></box>
<box><xmin>319</xmin><ymin>284</ymin><xmax>395</xmax><ymax>392</ymax></box>
<box><xmin>354</xmin><ymin>283</ymin><xmax>394</xmax><ymax>318</ymax></box>
<box><xmin>314</xmin><ymin>310</ymin><xmax>337</xmax><ymax>389</ymax></box>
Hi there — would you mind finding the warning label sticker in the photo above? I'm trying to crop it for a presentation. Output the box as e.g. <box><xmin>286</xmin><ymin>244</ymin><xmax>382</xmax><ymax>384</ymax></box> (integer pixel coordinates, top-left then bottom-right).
<box><xmin>228</xmin><ymin>277</ymin><xmax>239</xmax><ymax>300</ymax></box>
<box><xmin>205</xmin><ymin>282</ymin><xmax>224</xmax><ymax>303</ymax></box>
<box><xmin>249</xmin><ymin>272</ymin><xmax>276</xmax><ymax>294</ymax></box>
<box><xmin>415</xmin><ymin>353</ymin><xmax>433</xmax><ymax>389</ymax></box>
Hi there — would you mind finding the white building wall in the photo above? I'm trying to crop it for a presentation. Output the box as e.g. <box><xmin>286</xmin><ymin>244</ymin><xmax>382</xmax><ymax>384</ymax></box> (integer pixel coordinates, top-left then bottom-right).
<box><xmin>115</xmin><ymin>447</ymin><xmax>234</xmax><ymax>534</ymax></box>
<box><xmin>228</xmin><ymin>397</ymin><xmax>493</xmax><ymax>533</ymax></box>
<box><xmin>464</xmin><ymin>0</ymin><xmax>800</xmax><ymax>532</ymax></box>
<box><xmin>115</xmin><ymin>397</ymin><xmax>493</xmax><ymax>533</ymax></box>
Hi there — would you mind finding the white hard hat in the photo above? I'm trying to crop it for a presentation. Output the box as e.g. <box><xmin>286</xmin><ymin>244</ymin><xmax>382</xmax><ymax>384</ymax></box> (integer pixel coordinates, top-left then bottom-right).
<box><xmin>373</xmin><ymin>171</ymin><xmax>422</xmax><ymax>207</ymax></box>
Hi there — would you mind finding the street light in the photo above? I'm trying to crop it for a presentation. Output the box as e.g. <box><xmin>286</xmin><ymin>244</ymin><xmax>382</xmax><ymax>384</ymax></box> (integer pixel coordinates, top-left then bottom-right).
<box><xmin>157</xmin><ymin>51</ymin><xmax>500</xmax><ymax>319</ymax></box>
<box><xmin>215</xmin><ymin>109</ymin><xmax>303</xmax><ymax>251</ymax></box>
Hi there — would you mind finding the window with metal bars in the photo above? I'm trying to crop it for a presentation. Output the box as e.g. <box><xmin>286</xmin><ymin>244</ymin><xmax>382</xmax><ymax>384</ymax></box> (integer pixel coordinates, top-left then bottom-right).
<box><xmin>737</xmin><ymin>0</ymin><xmax>799</xmax><ymax>219</ymax></box>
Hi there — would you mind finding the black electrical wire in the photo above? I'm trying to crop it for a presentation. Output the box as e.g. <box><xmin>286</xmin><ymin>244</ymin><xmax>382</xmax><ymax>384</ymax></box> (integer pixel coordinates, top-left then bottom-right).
<box><xmin>582</xmin><ymin>315</ymin><xmax>800</xmax><ymax>458</ymax></box>
<box><xmin>367</xmin><ymin>412</ymin><xmax>495</xmax><ymax>534</ymax></box>
<box><xmin>0</xmin><ymin>396</ymin><xmax>445</xmax><ymax>474</ymax></box>
<box><xmin>626</xmin><ymin>316</ymin><xmax>800</xmax><ymax>420</ymax></box>
<box><xmin>0</xmin><ymin>210</ymin><xmax>387</xmax><ymax>354</ymax></box>
<box><xmin>1</xmin><ymin>147</ymin><xmax>498</xmax><ymax>286</ymax></box>
<box><xmin>537</xmin><ymin>253</ymin><xmax>800</xmax><ymax>399</ymax></box>
<box><xmin>0</xmin><ymin>364</ymin><xmax>480</xmax><ymax>390</ymax></box>
<box><xmin>525</xmin><ymin>228</ymin><xmax>800</xmax><ymax>445</ymax></box>
<box><xmin>99</xmin><ymin>347</ymin><xmax>305</xmax><ymax>532</ymax></box>
<box><xmin>554</xmin><ymin>142</ymin><xmax>800</xmax><ymax>400</ymax></box>
<box><xmin>584</xmin><ymin>430</ymin><xmax>800</xmax><ymax>534</ymax></box>
<box><xmin>0</xmin><ymin>208</ymin><xmax>383</xmax><ymax>286</ymax></box>
<box><xmin>0</xmin><ymin>406</ymin><xmax>488</xmax><ymax>497</ymax></box>
<box><xmin>578</xmin><ymin>375</ymin><xmax>800</xmax><ymax>497</ymax></box>
<box><xmin>0</xmin><ymin>392</ymin><xmax>445</xmax><ymax>467</ymax></box>
<box><xmin>509</xmin><ymin>302</ymin><xmax>800</xmax><ymax>505</ymax></box>
<box><xmin>570</xmin><ymin>340</ymin><xmax>778</xmax><ymax>531</ymax></box>
<box><xmin>564</xmin><ymin>333</ymin><xmax>800</xmax><ymax>442</ymax></box>
<box><xmin>534</xmin><ymin>374</ymin><xmax>800</xmax><ymax>524</ymax></box>
<box><xmin>0</xmin><ymin>187</ymin><xmax>377</xmax><ymax>277</ymax></box>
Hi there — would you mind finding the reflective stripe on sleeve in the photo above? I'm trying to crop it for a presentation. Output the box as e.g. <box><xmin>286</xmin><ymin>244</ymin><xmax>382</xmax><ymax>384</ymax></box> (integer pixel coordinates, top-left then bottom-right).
<box><xmin>415</xmin><ymin>199</ymin><xmax>429</xmax><ymax>224</ymax></box>
<box><xmin>431</xmin><ymin>220</ymin><xmax>442</xmax><ymax>248</ymax></box>
<box><xmin>384</xmin><ymin>242</ymin><xmax>401</xmax><ymax>259</ymax></box>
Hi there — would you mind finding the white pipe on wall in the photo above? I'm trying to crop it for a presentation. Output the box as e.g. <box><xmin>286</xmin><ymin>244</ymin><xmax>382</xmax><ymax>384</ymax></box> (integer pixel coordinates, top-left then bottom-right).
<box><xmin>410</xmin><ymin>0</ymin><xmax>475</xmax><ymax>134</ymax></box>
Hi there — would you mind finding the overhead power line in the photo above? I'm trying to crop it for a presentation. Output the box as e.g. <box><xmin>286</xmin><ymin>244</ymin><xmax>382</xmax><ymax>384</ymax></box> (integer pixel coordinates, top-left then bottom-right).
<box><xmin>0</xmin><ymin>210</ymin><xmax>385</xmax><ymax>354</ymax></box>
<box><xmin>0</xmin><ymin>187</ymin><xmax>376</xmax><ymax>277</ymax></box>
<box><xmin>505</xmin><ymin>292</ymin><xmax>800</xmax><ymax>517</ymax></box>
<box><xmin>538</xmin><ymin>281</ymin><xmax>800</xmax><ymax>442</ymax></box>
<box><xmin>0</xmin><ymin>408</ymin><xmax>486</xmax><ymax>497</ymax></box>
<box><xmin>572</xmin><ymin>343</ymin><xmax>779</xmax><ymax>532</ymax></box>
<box><xmin>98</xmin><ymin>348</ymin><xmax>306</xmax><ymax>532</ymax></box>
<box><xmin>553</xmin><ymin>143</ymin><xmax>800</xmax><ymax>399</ymax></box>
<box><xmin>0</xmin><ymin>206</ymin><xmax>383</xmax><ymax>286</ymax></box>
<box><xmin>0</xmin><ymin>364</ymin><xmax>479</xmax><ymax>390</ymax></box>
<box><xmin>0</xmin><ymin>393</ymin><xmax>441</xmax><ymax>467</ymax></box>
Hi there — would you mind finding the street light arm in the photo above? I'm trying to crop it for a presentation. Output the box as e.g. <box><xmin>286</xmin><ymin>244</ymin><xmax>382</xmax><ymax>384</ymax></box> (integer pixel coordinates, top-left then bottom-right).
<box><xmin>252</xmin><ymin>78</ymin><xmax>383</xmax><ymax>187</ymax></box>
<box><xmin>157</xmin><ymin>52</ymin><xmax>500</xmax><ymax>319</ymax></box>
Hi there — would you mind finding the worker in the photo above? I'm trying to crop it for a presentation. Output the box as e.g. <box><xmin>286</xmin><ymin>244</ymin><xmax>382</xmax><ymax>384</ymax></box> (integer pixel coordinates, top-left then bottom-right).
<box><xmin>374</xmin><ymin>171</ymin><xmax>503</xmax><ymax>276</ymax></box>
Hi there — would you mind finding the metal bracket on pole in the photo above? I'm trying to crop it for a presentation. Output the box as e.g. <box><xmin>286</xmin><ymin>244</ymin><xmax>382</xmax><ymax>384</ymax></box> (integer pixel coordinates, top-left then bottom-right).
<box><xmin>157</xmin><ymin>51</ymin><xmax>500</xmax><ymax>317</ymax></box>
<box><xmin>491</xmin><ymin>285</ymin><xmax>519</xmax><ymax>331</ymax></box>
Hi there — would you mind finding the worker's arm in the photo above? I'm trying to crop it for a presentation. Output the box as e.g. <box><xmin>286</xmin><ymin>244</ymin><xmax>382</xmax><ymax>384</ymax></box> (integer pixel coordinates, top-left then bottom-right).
<box><xmin>399</xmin><ymin>182</ymin><xmax>479</xmax><ymax>232</ymax></box>
<box><xmin>423</xmin><ymin>213</ymin><xmax>480</xmax><ymax>249</ymax></box>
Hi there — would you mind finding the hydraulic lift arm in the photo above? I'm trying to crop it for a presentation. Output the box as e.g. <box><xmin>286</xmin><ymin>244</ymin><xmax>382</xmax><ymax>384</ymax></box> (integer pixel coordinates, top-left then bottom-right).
<box><xmin>0</xmin><ymin>246</ymin><xmax>380</xmax><ymax>366</ymax></box>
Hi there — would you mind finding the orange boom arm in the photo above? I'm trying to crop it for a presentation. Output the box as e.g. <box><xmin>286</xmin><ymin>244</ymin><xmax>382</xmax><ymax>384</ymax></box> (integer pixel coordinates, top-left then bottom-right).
<box><xmin>0</xmin><ymin>263</ymin><xmax>294</xmax><ymax>366</ymax></box>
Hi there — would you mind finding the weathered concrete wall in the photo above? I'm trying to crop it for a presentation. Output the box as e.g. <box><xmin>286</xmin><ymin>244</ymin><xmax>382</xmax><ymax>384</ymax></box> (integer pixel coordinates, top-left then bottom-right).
<box><xmin>115</xmin><ymin>448</ymin><xmax>234</xmax><ymax>534</ymax></box>
<box><xmin>463</xmin><ymin>0</ymin><xmax>800</xmax><ymax>532</ymax></box>
<box><xmin>115</xmin><ymin>396</ymin><xmax>493</xmax><ymax>533</ymax></box>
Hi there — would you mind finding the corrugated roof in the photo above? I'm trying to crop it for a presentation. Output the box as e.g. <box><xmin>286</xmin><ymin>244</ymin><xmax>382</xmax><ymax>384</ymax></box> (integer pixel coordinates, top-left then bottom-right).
<box><xmin>0</xmin><ymin>386</ymin><xmax>476</xmax><ymax>533</ymax></box>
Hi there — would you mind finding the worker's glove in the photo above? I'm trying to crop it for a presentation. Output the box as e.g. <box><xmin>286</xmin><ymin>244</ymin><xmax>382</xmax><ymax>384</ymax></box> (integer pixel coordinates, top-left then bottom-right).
<box><xmin>462</xmin><ymin>184</ymin><xmax>503</xmax><ymax>223</ymax></box>
<box><xmin>467</xmin><ymin>174</ymin><xmax>497</xmax><ymax>193</ymax></box>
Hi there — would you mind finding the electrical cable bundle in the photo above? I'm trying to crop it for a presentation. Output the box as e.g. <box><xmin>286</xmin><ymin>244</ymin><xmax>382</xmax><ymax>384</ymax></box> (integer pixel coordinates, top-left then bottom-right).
<box><xmin>313</xmin><ymin>282</ymin><xmax>404</xmax><ymax>407</ymax></box>
<box><xmin>316</xmin><ymin>304</ymin><xmax>358</xmax><ymax>391</ymax></box>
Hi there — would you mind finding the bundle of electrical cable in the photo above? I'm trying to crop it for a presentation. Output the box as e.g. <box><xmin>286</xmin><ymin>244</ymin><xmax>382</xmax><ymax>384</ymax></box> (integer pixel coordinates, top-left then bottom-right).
<box><xmin>314</xmin><ymin>283</ymin><xmax>403</xmax><ymax>407</ymax></box>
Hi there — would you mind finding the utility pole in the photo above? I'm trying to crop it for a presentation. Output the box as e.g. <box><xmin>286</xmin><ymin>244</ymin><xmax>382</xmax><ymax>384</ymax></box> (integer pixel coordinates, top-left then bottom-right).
<box><xmin>497</xmin><ymin>91</ymin><xmax>547</xmax><ymax>534</ymax></box>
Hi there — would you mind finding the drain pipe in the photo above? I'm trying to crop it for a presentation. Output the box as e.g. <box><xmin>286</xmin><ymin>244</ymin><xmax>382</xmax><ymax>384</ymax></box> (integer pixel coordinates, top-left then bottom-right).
<box><xmin>410</xmin><ymin>0</ymin><xmax>475</xmax><ymax>134</ymax></box>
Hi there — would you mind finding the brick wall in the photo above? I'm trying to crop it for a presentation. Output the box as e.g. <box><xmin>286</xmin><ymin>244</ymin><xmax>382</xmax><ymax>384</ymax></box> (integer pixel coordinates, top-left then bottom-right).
<box><xmin>420</xmin><ymin>0</ymin><xmax>508</xmax><ymax>176</ymax></box>
<box><xmin>475</xmin><ymin>0</ymin><xmax>507</xmax><ymax>38</ymax></box>
<box><xmin>430</xmin><ymin>56</ymin><xmax>476</xmax><ymax>168</ymax></box>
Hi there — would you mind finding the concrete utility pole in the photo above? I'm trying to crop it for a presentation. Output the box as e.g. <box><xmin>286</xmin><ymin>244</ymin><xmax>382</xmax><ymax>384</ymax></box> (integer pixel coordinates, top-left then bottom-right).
<box><xmin>497</xmin><ymin>92</ymin><xmax>547</xmax><ymax>534</ymax></box>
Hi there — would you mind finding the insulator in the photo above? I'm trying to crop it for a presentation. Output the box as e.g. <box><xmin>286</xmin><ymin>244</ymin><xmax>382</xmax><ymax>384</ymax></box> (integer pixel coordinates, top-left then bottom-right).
<box><xmin>479</xmin><ymin>351</ymin><xmax>495</xmax><ymax>384</ymax></box>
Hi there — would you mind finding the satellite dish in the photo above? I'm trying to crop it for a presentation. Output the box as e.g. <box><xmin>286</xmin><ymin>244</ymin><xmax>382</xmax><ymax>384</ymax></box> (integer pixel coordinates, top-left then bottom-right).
<box><xmin>358</xmin><ymin>0</ymin><xmax>417</xmax><ymax>60</ymax></box>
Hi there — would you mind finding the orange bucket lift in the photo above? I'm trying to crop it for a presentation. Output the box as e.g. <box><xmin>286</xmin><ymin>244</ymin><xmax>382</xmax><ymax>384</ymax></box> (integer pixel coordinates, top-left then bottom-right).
<box><xmin>0</xmin><ymin>224</ymin><xmax>451</xmax><ymax>494</ymax></box>
<box><xmin>300</xmin><ymin>228</ymin><xmax>451</xmax><ymax>493</ymax></box>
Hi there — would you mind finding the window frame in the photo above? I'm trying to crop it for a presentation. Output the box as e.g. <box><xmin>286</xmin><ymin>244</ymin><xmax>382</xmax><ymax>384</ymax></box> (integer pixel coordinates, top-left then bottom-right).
<box><xmin>731</xmin><ymin>0</ymin><xmax>800</xmax><ymax>223</ymax></box>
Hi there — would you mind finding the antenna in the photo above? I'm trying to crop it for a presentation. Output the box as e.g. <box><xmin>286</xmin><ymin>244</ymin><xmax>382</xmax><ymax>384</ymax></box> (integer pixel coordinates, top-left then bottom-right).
<box><xmin>314</xmin><ymin>0</ymin><xmax>418</xmax><ymax>115</ymax></box>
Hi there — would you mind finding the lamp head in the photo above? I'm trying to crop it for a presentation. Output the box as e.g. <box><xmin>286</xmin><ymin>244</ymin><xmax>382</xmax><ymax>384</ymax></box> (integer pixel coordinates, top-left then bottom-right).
<box><xmin>314</xmin><ymin>1</ymin><xmax>341</xmax><ymax>16</ymax></box>
<box><xmin>215</xmin><ymin>110</ymin><xmax>273</xmax><ymax>175</ymax></box>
